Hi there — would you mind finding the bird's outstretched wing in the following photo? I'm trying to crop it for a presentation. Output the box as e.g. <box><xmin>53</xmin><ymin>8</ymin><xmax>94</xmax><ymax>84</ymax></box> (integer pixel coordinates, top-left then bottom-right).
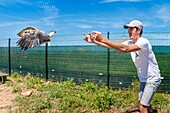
<box><xmin>16</xmin><ymin>27</ymin><xmax>50</xmax><ymax>51</ymax></box>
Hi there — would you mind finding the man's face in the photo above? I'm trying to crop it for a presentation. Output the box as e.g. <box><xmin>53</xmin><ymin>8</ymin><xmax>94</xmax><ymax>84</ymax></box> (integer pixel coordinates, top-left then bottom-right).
<box><xmin>127</xmin><ymin>27</ymin><xmax>141</xmax><ymax>42</ymax></box>
<box><xmin>128</xmin><ymin>27</ymin><xmax>136</xmax><ymax>37</ymax></box>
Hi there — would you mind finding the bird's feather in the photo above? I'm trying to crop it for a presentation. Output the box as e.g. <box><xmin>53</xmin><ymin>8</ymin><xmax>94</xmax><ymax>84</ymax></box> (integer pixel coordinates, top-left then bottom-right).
<box><xmin>17</xmin><ymin>27</ymin><xmax>37</xmax><ymax>37</ymax></box>
<box><xmin>16</xmin><ymin>26</ymin><xmax>56</xmax><ymax>51</ymax></box>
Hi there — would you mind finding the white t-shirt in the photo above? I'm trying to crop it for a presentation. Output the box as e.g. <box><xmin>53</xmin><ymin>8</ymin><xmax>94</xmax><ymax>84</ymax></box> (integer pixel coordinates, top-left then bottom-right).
<box><xmin>122</xmin><ymin>37</ymin><xmax>161</xmax><ymax>82</ymax></box>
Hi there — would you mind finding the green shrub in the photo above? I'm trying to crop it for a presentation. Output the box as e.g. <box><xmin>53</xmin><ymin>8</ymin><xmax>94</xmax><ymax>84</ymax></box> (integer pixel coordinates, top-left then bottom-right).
<box><xmin>7</xmin><ymin>74</ymin><xmax>170</xmax><ymax>113</ymax></box>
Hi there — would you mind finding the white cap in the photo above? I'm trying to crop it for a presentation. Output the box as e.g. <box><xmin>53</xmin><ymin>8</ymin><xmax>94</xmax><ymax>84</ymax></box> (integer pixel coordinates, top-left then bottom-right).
<box><xmin>124</xmin><ymin>20</ymin><xmax>143</xmax><ymax>30</ymax></box>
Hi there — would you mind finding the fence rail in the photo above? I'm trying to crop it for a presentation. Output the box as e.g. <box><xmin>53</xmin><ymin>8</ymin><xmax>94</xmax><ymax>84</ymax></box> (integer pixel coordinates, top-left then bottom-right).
<box><xmin>0</xmin><ymin>32</ymin><xmax>170</xmax><ymax>93</ymax></box>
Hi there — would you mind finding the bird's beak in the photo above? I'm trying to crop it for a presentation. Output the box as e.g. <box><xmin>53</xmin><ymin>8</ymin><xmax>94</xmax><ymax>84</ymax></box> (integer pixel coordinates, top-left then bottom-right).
<box><xmin>51</xmin><ymin>30</ymin><xmax>57</xmax><ymax>33</ymax></box>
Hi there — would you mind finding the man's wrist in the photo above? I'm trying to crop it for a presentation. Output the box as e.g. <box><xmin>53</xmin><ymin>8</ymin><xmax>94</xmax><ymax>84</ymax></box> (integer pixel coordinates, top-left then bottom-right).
<box><xmin>101</xmin><ymin>38</ymin><xmax>108</xmax><ymax>43</ymax></box>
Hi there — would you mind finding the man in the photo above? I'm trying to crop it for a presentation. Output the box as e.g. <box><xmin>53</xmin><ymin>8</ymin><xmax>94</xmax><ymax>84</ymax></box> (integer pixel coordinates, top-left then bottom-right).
<box><xmin>83</xmin><ymin>20</ymin><xmax>162</xmax><ymax>113</ymax></box>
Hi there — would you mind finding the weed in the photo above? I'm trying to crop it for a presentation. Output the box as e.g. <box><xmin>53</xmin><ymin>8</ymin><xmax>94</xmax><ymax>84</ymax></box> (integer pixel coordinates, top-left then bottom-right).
<box><xmin>5</xmin><ymin>73</ymin><xmax>169</xmax><ymax>113</ymax></box>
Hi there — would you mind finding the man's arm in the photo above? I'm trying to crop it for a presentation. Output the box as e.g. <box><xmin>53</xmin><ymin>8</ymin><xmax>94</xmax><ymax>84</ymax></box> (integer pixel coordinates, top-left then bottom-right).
<box><xmin>91</xmin><ymin>31</ymin><xmax>141</xmax><ymax>53</ymax></box>
<box><xmin>100</xmin><ymin>38</ymin><xmax>141</xmax><ymax>53</ymax></box>
<box><xmin>83</xmin><ymin>33</ymin><xmax>112</xmax><ymax>48</ymax></box>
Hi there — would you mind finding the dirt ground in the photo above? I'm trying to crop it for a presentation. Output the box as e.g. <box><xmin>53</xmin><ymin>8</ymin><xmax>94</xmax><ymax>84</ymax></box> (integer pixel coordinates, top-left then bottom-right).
<box><xmin>0</xmin><ymin>84</ymin><xmax>141</xmax><ymax>113</ymax></box>
<box><xmin>0</xmin><ymin>84</ymin><xmax>18</xmax><ymax>113</ymax></box>
<box><xmin>0</xmin><ymin>83</ymin><xmax>164</xmax><ymax>113</ymax></box>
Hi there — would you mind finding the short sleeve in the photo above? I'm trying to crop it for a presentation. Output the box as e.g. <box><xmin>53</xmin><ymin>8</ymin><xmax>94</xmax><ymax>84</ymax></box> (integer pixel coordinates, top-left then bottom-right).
<box><xmin>135</xmin><ymin>37</ymin><xmax>149</xmax><ymax>51</ymax></box>
<box><xmin>121</xmin><ymin>40</ymin><xmax>133</xmax><ymax>45</ymax></box>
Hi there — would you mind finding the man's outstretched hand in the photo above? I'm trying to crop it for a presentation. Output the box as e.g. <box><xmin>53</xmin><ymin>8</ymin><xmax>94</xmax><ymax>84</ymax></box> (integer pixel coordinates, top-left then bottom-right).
<box><xmin>91</xmin><ymin>31</ymin><xmax>103</xmax><ymax>41</ymax></box>
<box><xmin>83</xmin><ymin>33</ymin><xmax>93</xmax><ymax>43</ymax></box>
<box><xmin>83</xmin><ymin>31</ymin><xmax>104</xmax><ymax>43</ymax></box>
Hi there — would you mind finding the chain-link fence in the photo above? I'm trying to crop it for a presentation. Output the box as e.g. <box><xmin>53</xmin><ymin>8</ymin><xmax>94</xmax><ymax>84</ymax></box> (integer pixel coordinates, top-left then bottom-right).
<box><xmin>0</xmin><ymin>32</ymin><xmax>170</xmax><ymax>93</ymax></box>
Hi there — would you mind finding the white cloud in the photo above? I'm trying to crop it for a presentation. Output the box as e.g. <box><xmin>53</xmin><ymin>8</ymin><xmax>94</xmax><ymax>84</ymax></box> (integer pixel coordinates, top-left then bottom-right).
<box><xmin>155</xmin><ymin>5</ymin><xmax>170</xmax><ymax>23</ymax></box>
<box><xmin>91</xmin><ymin>20</ymin><xmax>108</xmax><ymax>25</ymax></box>
<box><xmin>100</xmin><ymin>0</ymin><xmax>152</xmax><ymax>3</ymax></box>
<box><xmin>0</xmin><ymin>0</ymin><xmax>59</xmax><ymax>27</ymax></box>
<box><xmin>0</xmin><ymin>0</ymin><xmax>32</xmax><ymax>6</ymax></box>
<box><xmin>40</xmin><ymin>16</ymin><xmax>57</xmax><ymax>26</ymax></box>
<box><xmin>77</xmin><ymin>24</ymin><xmax>93</xmax><ymax>29</ymax></box>
<box><xmin>140</xmin><ymin>4</ymin><xmax>170</xmax><ymax>28</ymax></box>
<box><xmin>0</xmin><ymin>16</ymin><xmax>57</xmax><ymax>27</ymax></box>
<box><xmin>0</xmin><ymin>21</ymin><xmax>36</xmax><ymax>27</ymax></box>
<box><xmin>36</xmin><ymin>1</ymin><xmax>59</xmax><ymax>16</ymax></box>
<box><xmin>0</xmin><ymin>0</ymin><xmax>59</xmax><ymax>16</ymax></box>
<box><xmin>0</xmin><ymin>14</ymin><xmax>30</xmax><ymax>20</ymax></box>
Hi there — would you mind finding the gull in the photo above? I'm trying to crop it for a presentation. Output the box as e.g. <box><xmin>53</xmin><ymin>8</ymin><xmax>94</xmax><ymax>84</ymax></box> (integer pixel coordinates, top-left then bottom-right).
<box><xmin>16</xmin><ymin>26</ymin><xmax>57</xmax><ymax>51</ymax></box>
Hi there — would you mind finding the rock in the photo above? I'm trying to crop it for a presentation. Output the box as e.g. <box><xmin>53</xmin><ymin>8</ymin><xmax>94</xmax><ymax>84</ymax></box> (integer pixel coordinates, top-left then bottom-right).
<box><xmin>21</xmin><ymin>90</ymin><xmax>32</xmax><ymax>97</ymax></box>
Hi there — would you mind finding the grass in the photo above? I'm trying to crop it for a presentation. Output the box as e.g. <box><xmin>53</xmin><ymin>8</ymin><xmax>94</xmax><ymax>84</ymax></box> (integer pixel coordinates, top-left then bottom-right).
<box><xmin>5</xmin><ymin>72</ymin><xmax>170</xmax><ymax>113</ymax></box>
<box><xmin>0</xmin><ymin>46</ymin><xmax>170</xmax><ymax>95</ymax></box>
<box><xmin>0</xmin><ymin>46</ymin><xmax>169</xmax><ymax>77</ymax></box>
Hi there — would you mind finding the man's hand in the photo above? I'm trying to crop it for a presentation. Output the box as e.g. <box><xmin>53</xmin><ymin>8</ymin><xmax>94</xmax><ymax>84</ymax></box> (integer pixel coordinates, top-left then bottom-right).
<box><xmin>83</xmin><ymin>31</ymin><xmax>112</xmax><ymax>49</ymax></box>
<box><xmin>83</xmin><ymin>31</ymin><xmax>104</xmax><ymax>43</ymax></box>
<box><xmin>91</xmin><ymin>31</ymin><xmax>104</xmax><ymax>42</ymax></box>
<box><xmin>83</xmin><ymin>33</ymin><xmax>93</xmax><ymax>43</ymax></box>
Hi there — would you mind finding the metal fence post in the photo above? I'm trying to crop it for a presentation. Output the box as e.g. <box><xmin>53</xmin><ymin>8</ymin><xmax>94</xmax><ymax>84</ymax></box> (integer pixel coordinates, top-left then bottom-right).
<box><xmin>8</xmin><ymin>38</ymin><xmax>11</xmax><ymax>75</ymax></box>
<box><xmin>106</xmin><ymin>32</ymin><xmax>110</xmax><ymax>88</ymax></box>
<box><xmin>45</xmin><ymin>43</ymin><xmax>48</xmax><ymax>81</ymax></box>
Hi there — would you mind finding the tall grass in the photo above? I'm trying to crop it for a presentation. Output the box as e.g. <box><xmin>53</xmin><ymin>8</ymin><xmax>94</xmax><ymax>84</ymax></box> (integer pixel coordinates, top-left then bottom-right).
<box><xmin>0</xmin><ymin>46</ymin><xmax>170</xmax><ymax>93</ymax></box>
<box><xmin>5</xmin><ymin>72</ymin><xmax>170</xmax><ymax>113</ymax></box>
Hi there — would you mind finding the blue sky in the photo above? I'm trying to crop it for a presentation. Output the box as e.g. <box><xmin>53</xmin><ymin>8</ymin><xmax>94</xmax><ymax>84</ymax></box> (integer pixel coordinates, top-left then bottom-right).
<box><xmin>0</xmin><ymin>0</ymin><xmax>170</xmax><ymax>46</ymax></box>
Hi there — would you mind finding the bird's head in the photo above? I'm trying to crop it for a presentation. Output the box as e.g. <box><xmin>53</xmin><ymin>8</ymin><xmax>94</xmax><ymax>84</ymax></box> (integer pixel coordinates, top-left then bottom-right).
<box><xmin>51</xmin><ymin>30</ymin><xmax>57</xmax><ymax>34</ymax></box>
<box><xmin>48</xmin><ymin>30</ymin><xmax>58</xmax><ymax>38</ymax></box>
